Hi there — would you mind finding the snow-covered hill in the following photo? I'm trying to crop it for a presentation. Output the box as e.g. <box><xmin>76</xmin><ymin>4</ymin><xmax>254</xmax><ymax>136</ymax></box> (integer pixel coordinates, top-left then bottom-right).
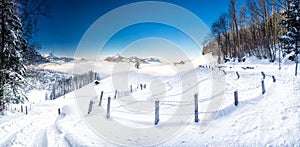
<box><xmin>0</xmin><ymin>57</ymin><xmax>299</xmax><ymax>146</ymax></box>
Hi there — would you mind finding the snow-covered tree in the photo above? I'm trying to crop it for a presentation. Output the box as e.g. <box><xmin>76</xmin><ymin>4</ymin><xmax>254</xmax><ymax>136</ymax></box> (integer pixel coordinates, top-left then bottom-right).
<box><xmin>279</xmin><ymin>0</ymin><xmax>300</xmax><ymax>76</ymax></box>
<box><xmin>0</xmin><ymin>0</ymin><xmax>27</xmax><ymax>110</ymax></box>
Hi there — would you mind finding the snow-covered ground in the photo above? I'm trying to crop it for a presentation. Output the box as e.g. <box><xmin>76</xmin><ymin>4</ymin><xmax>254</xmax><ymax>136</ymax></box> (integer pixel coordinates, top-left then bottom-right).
<box><xmin>0</xmin><ymin>56</ymin><xmax>299</xmax><ymax>146</ymax></box>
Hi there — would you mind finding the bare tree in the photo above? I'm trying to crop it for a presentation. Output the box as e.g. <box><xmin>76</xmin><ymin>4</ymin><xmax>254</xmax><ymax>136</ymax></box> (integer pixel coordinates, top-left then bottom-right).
<box><xmin>229</xmin><ymin>0</ymin><xmax>240</xmax><ymax>58</ymax></box>
<box><xmin>16</xmin><ymin>0</ymin><xmax>50</xmax><ymax>46</ymax></box>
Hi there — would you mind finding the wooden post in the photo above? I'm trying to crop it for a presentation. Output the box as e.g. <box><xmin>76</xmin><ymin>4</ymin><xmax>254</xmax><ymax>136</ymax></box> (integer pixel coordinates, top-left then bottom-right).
<box><xmin>223</xmin><ymin>70</ymin><xmax>227</xmax><ymax>75</ymax></box>
<box><xmin>194</xmin><ymin>94</ymin><xmax>199</xmax><ymax>122</ymax></box>
<box><xmin>236</xmin><ymin>71</ymin><xmax>240</xmax><ymax>79</ymax></box>
<box><xmin>106</xmin><ymin>97</ymin><xmax>111</xmax><ymax>118</ymax></box>
<box><xmin>21</xmin><ymin>105</ymin><xmax>23</xmax><ymax>113</ymax></box>
<box><xmin>88</xmin><ymin>100</ymin><xmax>93</xmax><ymax>114</ymax></box>
<box><xmin>58</xmin><ymin>108</ymin><xmax>61</xmax><ymax>115</ymax></box>
<box><xmin>154</xmin><ymin>100</ymin><xmax>160</xmax><ymax>125</ymax></box>
<box><xmin>234</xmin><ymin>91</ymin><xmax>238</xmax><ymax>106</ymax></box>
<box><xmin>114</xmin><ymin>90</ymin><xmax>117</xmax><ymax>99</ymax></box>
<box><xmin>25</xmin><ymin>106</ymin><xmax>28</xmax><ymax>115</ymax></box>
<box><xmin>130</xmin><ymin>85</ymin><xmax>132</xmax><ymax>93</ymax></box>
<box><xmin>272</xmin><ymin>76</ymin><xmax>276</xmax><ymax>83</ymax></box>
<box><xmin>262</xmin><ymin>80</ymin><xmax>266</xmax><ymax>94</ymax></box>
<box><xmin>99</xmin><ymin>91</ymin><xmax>103</xmax><ymax>106</ymax></box>
<box><xmin>261</xmin><ymin>71</ymin><xmax>266</xmax><ymax>79</ymax></box>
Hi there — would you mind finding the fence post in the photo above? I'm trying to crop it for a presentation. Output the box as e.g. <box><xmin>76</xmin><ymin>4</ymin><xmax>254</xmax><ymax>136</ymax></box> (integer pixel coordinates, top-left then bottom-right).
<box><xmin>99</xmin><ymin>91</ymin><xmax>103</xmax><ymax>106</ymax></box>
<box><xmin>25</xmin><ymin>106</ymin><xmax>28</xmax><ymax>115</ymax></box>
<box><xmin>272</xmin><ymin>76</ymin><xmax>276</xmax><ymax>83</ymax></box>
<box><xmin>223</xmin><ymin>70</ymin><xmax>227</xmax><ymax>75</ymax></box>
<box><xmin>88</xmin><ymin>100</ymin><xmax>93</xmax><ymax>114</ymax></box>
<box><xmin>236</xmin><ymin>71</ymin><xmax>240</xmax><ymax>79</ymax></box>
<box><xmin>262</xmin><ymin>80</ymin><xmax>266</xmax><ymax>94</ymax></box>
<box><xmin>234</xmin><ymin>91</ymin><xmax>238</xmax><ymax>106</ymax></box>
<box><xmin>194</xmin><ymin>94</ymin><xmax>199</xmax><ymax>122</ymax></box>
<box><xmin>21</xmin><ymin>105</ymin><xmax>23</xmax><ymax>113</ymax></box>
<box><xmin>106</xmin><ymin>97</ymin><xmax>111</xmax><ymax>118</ymax></box>
<box><xmin>154</xmin><ymin>100</ymin><xmax>160</xmax><ymax>125</ymax></box>
<box><xmin>114</xmin><ymin>90</ymin><xmax>117</xmax><ymax>99</ymax></box>
<box><xmin>58</xmin><ymin>108</ymin><xmax>61</xmax><ymax>115</ymax></box>
<box><xmin>261</xmin><ymin>71</ymin><xmax>266</xmax><ymax>79</ymax></box>
<box><xmin>130</xmin><ymin>85</ymin><xmax>132</xmax><ymax>93</ymax></box>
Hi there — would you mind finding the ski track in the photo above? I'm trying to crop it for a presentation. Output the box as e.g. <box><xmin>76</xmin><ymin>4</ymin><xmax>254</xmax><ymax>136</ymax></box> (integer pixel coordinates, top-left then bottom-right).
<box><xmin>0</xmin><ymin>101</ymin><xmax>70</xmax><ymax>147</ymax></box>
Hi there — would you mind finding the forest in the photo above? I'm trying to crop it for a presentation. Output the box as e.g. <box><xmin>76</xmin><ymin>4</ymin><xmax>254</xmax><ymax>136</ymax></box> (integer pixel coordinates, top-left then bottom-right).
<box><xmin>203</xmin><ymin>0</ymin><xmax>299</xmax><ymax>68</ymax></box>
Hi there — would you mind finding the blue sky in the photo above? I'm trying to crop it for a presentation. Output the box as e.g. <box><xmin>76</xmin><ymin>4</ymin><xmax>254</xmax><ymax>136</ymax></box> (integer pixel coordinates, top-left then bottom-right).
<box><xmin>37</xmin><ymin>0</ymin><xmax>246</xmax><ymax>59</ymax></box>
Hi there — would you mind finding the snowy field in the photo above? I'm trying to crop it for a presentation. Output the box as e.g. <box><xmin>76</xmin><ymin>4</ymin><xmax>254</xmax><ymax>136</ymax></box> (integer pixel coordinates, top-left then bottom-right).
<box><xmin>0</xmin><ymin>56</ymin><xmax>300</xmax><ymax>146</ymax></box>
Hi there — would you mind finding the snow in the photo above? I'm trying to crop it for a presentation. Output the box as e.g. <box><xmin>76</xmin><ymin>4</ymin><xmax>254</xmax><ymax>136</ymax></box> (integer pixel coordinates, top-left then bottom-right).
<box><xmin>0</xmin><ymin>56</ymin><xmax>299</xmax><ymax>146</ymax></box>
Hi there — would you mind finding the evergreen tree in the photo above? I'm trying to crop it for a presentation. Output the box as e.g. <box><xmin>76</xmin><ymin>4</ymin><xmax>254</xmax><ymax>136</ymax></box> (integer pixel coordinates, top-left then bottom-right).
<box><xmin>0</xmin><ymin>0</ymin><xmax>27</xmax><ymax>111</ymax></box>
<box><xmin>279</xmin><ymin>0</ymin><xmax>300</xmax><ymax>76</ymax></box>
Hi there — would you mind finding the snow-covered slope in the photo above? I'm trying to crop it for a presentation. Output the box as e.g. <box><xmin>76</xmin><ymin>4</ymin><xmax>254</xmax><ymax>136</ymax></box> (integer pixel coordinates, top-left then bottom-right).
<box><xmin>0</xmin><ymin>58</ymin><xmax>299</xmax><ymax>146</ymax></box>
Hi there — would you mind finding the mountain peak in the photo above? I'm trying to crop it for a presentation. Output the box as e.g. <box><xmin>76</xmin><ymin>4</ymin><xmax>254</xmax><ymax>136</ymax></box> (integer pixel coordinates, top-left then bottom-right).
<box><xmin>104</xmin><ymin>54</ymin><xmax>161</xmax><ymax>63</ymax></box>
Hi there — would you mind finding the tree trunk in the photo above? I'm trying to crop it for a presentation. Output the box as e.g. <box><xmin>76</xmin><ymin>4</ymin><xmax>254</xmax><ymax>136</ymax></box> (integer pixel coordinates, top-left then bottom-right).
<box><xmin>296</xmin><ymin>54</ymin><xmax>298</xmax><ymax>76</ymax></box>
<box><xmin>295</xmin><ymin>40</ymin><xmax>298</xmax><ymax>76</ymax></box>
<box><xmin>0</xmin><ymin>1</ymin><xmax>5</xmax><ymax>111</ymax></box>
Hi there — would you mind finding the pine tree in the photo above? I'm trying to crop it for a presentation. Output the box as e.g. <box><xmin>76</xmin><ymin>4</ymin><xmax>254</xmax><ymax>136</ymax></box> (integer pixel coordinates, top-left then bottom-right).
<box><xmin>279</xmin><ymin>0</ymin><xmax>300</xmax><ymax>76</ymax></box>
<box><xmin>0</xmin><ymin>0</ymin><xmax>27</xmax><ymax>111</ymax></box>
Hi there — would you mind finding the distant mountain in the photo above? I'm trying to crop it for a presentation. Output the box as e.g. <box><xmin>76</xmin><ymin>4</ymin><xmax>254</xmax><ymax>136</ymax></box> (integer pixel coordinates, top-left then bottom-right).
<box><xmin>104</xmin><ymin>54</ymin><xmax>127</xmax><ymax>62</ymax></box>
<box><xmin>43</xmin><ymin>53</ymin><xmax>81</xmax><ymax>64</ymax></box>
<box><xmin>104</xmin><ymin>54</ymin><xmax>161</xmax><ymax>63</ymax></box>
<box><xmin>144</xmin><ymin>57</ymin><xmax>161</xmax><ymax>63</ymax></box>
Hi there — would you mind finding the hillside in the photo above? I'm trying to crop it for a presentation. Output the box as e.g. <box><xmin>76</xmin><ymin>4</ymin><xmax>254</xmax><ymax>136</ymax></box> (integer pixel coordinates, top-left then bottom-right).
<box><xmin>0</xmin><ymin>57</ymin><xmax>299</xmax><ymax>146</ymax></box>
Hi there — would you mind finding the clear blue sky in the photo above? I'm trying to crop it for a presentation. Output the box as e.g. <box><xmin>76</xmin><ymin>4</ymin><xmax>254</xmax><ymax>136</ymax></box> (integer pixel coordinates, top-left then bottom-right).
<box><xmin>36</xmin><ymin>0</ymin><xmax>246</xmax><ymax>59</ymax></box>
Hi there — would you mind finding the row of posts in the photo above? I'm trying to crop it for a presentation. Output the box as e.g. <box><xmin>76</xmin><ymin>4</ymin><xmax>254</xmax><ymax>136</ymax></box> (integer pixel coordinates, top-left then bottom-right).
<box><xmin>57</xmin><ymin>72</ymin><xmax>276</xmax><ymax>124</ymax></box>
<box><xmin>130</xmin><ymin>84</ymin><xmax>147</xmax><ymax>93</ymax></box>
<box><xmin>82</xmin><ymin>80</ymin><xmax>271</xmax><ymax>125</ymax></box>
<box><xmin>81</xmin><ymin>84</ymin><xmax>147</xmax><ymax>117</ymax></box>
<box><xmin>83</xmin><ymin>91</ymin><xmax>201</xmax><ymax>125</ymax></box>
<box><xmin>19</xmin><ymin>105</ymin><xmax>28</xmax><ymax>115</ymax></box>
<box><xmin>234</xmin><ymin>72</ymin><xmax>276</xmax><ymax>106</ymax></box>
<box><xmin>236</xmin><ymin>71</ymin><xmax>276</xmax><ymax>82</ymax></box>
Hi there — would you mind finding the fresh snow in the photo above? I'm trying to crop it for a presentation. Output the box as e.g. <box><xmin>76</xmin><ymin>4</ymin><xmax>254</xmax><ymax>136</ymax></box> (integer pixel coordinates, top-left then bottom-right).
<box><xmin>0</xmin><ymin>56</ymin><xmax>299</xmax><ymax>146</ymax></box>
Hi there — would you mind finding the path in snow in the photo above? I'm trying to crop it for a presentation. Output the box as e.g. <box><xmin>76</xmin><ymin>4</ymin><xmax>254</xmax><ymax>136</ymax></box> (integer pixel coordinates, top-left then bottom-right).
<box><xmin>0</xmin><ymin>97</ymin><xmax>70</xmax><ymax>146</ymax></box>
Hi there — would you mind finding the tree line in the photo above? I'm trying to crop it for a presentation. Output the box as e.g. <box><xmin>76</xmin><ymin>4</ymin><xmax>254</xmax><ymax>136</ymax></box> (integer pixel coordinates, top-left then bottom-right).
<box><xmin>48</xmin><ymin>71</ymin><xmax>100</xmax><ymax>100</ymax></box>
<box><xmin>203</xmin><ymin>0</ymin><xmax>300</xmax><ymax>75</ymax></box>
<box><xmin>203</xmin><ymin>0</ymin><xmax>287</xmax><ymax>62</ymax></box>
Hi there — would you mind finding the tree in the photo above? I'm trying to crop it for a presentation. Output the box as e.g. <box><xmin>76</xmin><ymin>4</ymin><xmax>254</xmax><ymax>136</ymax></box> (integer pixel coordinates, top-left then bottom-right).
<box><xmin>239</xmin><ymin>5</ymin><xmax>249</xmax><ymax>56</ymax></box>
<box><xmin>211</xmin><ymin>13</ymin><xmax>231</xmax><ymax>61</ymax></box>
<box><xmin>279</xmin><ymin>0</ymin><xmax>300</xmax><ymax>76</ymax></box>
<box><xmin>229</xmin><ymin>0</ymin><xmax>240</xmax><ymax>58</ymax></box>
<box><xmin>0</xmin><ymin>0</ymin><xmax>28</xmax><ymax>110</ymax></box>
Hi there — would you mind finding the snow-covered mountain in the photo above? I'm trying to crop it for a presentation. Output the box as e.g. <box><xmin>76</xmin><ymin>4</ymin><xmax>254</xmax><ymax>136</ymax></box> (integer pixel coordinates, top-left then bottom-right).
<box><xmin>104</xmin><ymin>54</ymin><xmax>161</xmax><ymax>63</ymax></box>
<box><xmin>144</xmin><ymin>57</ymin><xmax>161</xmax><ymax>63</ymax></box>
<box><xmin>42</xmin><ymin>53</ymin><xmax>85</xmax><ymax>64</ymax></box>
